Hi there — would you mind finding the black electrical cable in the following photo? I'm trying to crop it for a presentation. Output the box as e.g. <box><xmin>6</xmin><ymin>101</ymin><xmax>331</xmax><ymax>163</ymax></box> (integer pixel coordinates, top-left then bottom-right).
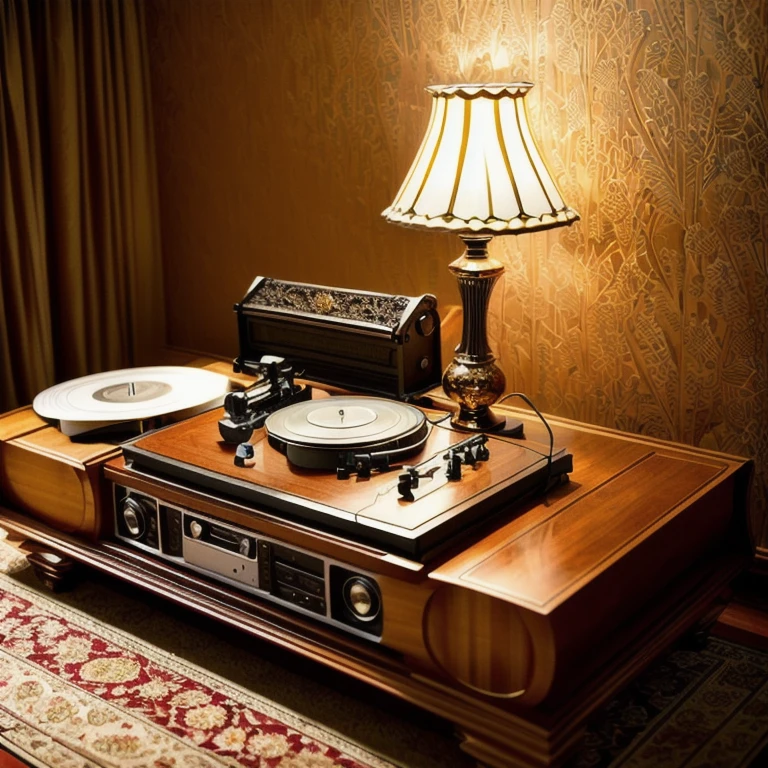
<box><xmin>498</xmin><ymin>392</ymin><xmax>555</xmax><ymax>489</ymax></box>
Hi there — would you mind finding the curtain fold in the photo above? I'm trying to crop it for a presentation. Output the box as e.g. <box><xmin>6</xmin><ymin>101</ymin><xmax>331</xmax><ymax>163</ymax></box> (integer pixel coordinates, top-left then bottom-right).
<box><xmin>0</xmin><ymin>0</ymin><xmax>164</xmax><ymax>412</ymax></box>
<box><xmin>0</xmin><ymin>0</ymin><xmax>54</xmax><ymax>408</ymax></box>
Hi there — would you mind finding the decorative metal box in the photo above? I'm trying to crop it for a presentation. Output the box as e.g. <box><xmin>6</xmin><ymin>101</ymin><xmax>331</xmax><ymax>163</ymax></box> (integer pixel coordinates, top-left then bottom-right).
<box><xmin>233</xmin><ymin>277</ymin><xmax>442</xmax><ymax>399</ymax></box>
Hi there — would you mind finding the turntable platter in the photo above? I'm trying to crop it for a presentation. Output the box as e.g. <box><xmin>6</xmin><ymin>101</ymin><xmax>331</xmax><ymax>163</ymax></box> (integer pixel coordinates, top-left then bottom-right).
<box><xmin>264</xmin><ymin>397</ymin><xmax>430</xmax><ymax>471</ymax></box>
<box><xmin>33</xmin><ymin>366</ymin><xmax>231</xmax><ymax>436</ymax></box>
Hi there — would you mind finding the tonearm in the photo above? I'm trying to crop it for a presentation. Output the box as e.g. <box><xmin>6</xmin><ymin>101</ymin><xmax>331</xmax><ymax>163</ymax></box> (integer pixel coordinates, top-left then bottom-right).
<box><xmin>218</xmin><ymin>359</ymin><xmax>311</xmax><ymax>443</ymax></box>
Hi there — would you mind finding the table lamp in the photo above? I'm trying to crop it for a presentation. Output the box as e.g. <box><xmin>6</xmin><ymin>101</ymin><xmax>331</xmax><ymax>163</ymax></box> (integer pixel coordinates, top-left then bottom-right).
<box><xmin>383</xmin><ymin>83</ymin><xmax>579</xmax><ymax>432</ymax></box>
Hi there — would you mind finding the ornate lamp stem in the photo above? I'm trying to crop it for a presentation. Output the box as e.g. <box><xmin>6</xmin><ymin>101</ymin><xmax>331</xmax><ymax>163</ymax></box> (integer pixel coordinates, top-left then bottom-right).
<box><xmin>442</xmin><ymin>235</ymin><xmax>507</xmax><ymax>431</ymax></box>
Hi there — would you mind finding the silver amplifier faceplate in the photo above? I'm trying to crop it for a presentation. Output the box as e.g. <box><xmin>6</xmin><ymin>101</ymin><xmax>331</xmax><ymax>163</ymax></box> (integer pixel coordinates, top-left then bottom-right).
<box><xmin>183</xmin><ymin>535</ymin><xmax>260</xmax><ymax>591</ymax></box>
<box><xmin>112</xmin><ymin>484</ymin><xmax>383</xmax><ymax>640</ymax></box>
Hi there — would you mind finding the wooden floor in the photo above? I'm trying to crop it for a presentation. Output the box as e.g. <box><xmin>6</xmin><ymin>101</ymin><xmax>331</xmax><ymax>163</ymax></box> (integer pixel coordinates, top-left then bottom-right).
<box><xmin>713</xmin><ymin>572</ymin><xmax>768</xmax><ymax>650</ymax></box>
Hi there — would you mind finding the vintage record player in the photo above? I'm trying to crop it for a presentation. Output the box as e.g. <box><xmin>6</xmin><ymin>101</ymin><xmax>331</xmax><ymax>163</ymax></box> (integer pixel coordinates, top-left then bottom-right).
<box><xmin>116</xmin><ymin>395</ymin><xmax>571</xmax><ymax>560</ymax></box>
<box><xmin>88</xmin><ymin>277</ymin><xmax>569</xmax><ymax>642</ymax></box>
<box><xmin>102</xmin><ymin>392</ymin><xmax>568</xmax><ymax>643</ymax></box>
<box><xmin>1</xmin><ymin>278</ymin><xmax>570</xmax><ymax>632</ymax></box>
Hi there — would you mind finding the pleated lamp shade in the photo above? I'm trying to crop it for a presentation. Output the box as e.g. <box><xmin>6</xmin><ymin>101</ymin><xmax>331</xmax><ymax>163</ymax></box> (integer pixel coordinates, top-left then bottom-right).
<box><xmin>383</xmin><ymin>83</ymin><xmax>579</xmax><ymax>234</ymax></box>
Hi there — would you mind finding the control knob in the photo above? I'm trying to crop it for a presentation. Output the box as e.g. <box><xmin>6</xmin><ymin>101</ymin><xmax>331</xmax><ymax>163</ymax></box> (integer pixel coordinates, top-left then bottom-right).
<box><xmin>119</xmin><ymin>497</ymin><xmax>149</xmax><ymax>539</ymax></box>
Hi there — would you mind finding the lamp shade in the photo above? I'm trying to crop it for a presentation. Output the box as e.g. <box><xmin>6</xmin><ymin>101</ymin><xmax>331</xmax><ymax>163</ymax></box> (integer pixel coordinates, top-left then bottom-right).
<box><xmin>383</xmin><ymin>83</ymin><xmax>579</xmax><ymax>234</ymax></box>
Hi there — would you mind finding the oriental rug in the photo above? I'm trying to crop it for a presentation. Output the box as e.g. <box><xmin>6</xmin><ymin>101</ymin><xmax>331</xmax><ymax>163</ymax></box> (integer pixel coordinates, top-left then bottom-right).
<box><xmin>0</xmin><ymin>573</ymin><xmax>397</xmax><ymax>768</ymax></box>
<box><xmin>0</xmin><ymin>567</ymin><xmax>768</xmax><ymax>768</ymax></box>
<box><xmin>566</xmin><ymin>635</ymin><xmax>768</xmax><ymax>768</ymax></box>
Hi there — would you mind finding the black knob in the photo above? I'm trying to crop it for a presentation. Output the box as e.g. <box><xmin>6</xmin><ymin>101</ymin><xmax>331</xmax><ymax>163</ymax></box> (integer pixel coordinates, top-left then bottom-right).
<box><xmin>397</xmin><ymin>472</ymin><xmax>414</xmax><ymax>501</ymax></box>
<box><xmin>225</xmin><ymin>390</ymin><xmax>250</xmax><ymax>419</ymax></box>
<box><xmin>120</xmin><ymin>497</ymin><xmax>147</xmax><ymax>539</ymax></box>
<box><xmin>446</xmin><ymin>452</ymin><xmax>462</xmax><ymax>481</ymax></box>
<box><xmin>354</xmin><ymin>454</ymin><xmax>372</xmax><ymax>478</ymax></box>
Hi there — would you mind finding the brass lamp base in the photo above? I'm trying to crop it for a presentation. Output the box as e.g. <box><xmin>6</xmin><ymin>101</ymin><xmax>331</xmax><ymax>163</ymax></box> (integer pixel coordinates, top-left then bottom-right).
<box><xmin>442</xmin><ymin>235</ymin><xmax>522</xmax><ymax>435</ymax></box>
<box><xmin>442</xmin><ymin>359</ymin><xmax>506</xmax><ymax>431</ymax></box>
<box><xmin>442</xmin><ymin>359</ymin><xmax>524</xmax><ymax>435</ymax></box>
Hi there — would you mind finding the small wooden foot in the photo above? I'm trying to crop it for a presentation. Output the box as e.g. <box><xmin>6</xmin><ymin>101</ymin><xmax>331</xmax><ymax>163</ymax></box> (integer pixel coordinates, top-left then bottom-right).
<box><xmin>456</xmin><ymin>721</ymin><xmax>587</xmax><ymax>768</ymax></box>
<box><xmin>25</xmin><ymin>547</ymin><xmax>80</xmax><ymax>592</ymax></box>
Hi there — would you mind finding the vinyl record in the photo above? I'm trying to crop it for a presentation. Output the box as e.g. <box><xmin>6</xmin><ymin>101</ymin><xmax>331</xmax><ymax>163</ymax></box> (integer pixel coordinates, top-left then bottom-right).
<box><xmin>264</xmin><ymin>396</ymin><xmax>429</xmax><ymax>470</ymax></box>
<box><xmin>33</xmin><ymin>366</ymin><xmax>231</xmax><ymax>436</ymax></box>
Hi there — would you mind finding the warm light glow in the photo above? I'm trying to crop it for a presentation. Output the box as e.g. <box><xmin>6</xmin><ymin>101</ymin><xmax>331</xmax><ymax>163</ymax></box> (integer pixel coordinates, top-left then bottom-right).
<box><xmin>383</xmin><ymin>83</ymin><xmax>580</xmax><ymax>432</ymax></box>
<box><xmin>383</xmin><ymin>83</ymin><xmax>579</xmax><ymax>234</ymax></box>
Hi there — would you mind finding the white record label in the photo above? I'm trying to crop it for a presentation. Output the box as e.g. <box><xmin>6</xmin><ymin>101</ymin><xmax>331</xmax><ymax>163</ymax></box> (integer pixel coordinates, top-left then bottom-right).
<box><xmin>305</xmin><ymin>404</ymin><xmax>377</xmax><ymax>430</ymax></box>
<box><xmin>33</xmin><ymin>366</ymin><xmax>231</xmax><ymax>436</ymax></box>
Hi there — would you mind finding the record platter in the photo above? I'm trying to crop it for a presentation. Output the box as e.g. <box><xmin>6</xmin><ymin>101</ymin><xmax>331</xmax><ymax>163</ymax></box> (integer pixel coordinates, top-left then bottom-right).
<box><xmin>117</xmin><ymin>394</ymin><xmax>573</xmax><ymax>559</ymax></box>
<box><xmin>264</xmin><ymin>397</ymin><xmax>430</xmax><ymax>472</ymax></box>
<box><xmin>33</xmin><ymin>366</ymin><xmax>231</xmax><ymax>437</ymax></box>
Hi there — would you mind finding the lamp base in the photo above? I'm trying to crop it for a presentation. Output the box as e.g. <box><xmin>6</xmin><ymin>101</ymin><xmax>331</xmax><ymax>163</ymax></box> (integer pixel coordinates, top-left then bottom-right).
<box><xmin>442</xmin><ymin>357</ymin><xmax>523</xmax><ymax>436</ymax></box>
<box><xmin>450</xmin><ymin>406</ymin><xmax>524</xmax><ymax>437</ymax></box>
<box><xmin>451</xmin><ymin>404</ymin><xmax>506</xmax><ymax>432</ymax></box>
<box><xmin>442</xmin><ymin>234</ymin><xmax>513</xmax><ymax>435</ymax></box>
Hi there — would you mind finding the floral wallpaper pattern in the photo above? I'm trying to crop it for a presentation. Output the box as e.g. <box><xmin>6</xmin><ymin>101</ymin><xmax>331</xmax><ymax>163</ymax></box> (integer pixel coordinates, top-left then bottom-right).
<box><xmin>146</xmin><ymin>0</ymin><xmax>767</xmax><ymax>543</ymax></box>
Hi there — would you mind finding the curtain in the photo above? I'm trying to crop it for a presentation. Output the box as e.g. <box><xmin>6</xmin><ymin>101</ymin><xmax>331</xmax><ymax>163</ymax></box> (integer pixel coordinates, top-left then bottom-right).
<box><xmin>0</xmin><ymin>0</ymin><xmax>164</xmax><ymax>412</ymax></box>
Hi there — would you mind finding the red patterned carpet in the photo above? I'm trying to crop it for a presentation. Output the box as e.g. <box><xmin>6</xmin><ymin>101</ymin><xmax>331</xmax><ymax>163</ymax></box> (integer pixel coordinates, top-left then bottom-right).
<box><xmin>1</xmin><ymin>566</ymin><xmax>768</xmax><ymax>768</ymax></box>
<box><xmin>0</xmin><ymin>574</ymin><xmax>396</xmax><ymax>767</ymax></box>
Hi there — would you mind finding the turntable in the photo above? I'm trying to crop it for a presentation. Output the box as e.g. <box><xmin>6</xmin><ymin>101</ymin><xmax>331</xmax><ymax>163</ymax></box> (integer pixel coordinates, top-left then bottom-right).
<box><xmin>118</xmin><ymin>393</ymin><xmax>572</xmax><ymax>560</ymax></box>
<box><xmin>31</xmin><ymin>365</ymin><xmax>233</xmax><ymax>437</ymax></box>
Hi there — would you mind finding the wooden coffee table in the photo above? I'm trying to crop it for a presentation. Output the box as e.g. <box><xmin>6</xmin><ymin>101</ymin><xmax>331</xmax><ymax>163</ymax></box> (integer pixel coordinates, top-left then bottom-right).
<box><xmin>0</xmin><ymin>393</ymin><xmax>753</xmax><ymax>767</ymax></box>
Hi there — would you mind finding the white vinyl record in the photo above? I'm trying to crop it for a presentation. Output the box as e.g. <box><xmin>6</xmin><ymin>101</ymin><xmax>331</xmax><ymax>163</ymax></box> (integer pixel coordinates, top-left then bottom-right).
<box><xmin>266</xmin><ymin>397</ymin><xmax>425</xmax><ymax>447</ymax></box>
<box><xmin>264</xmin><ymin>396</ymin><xmax>430</xmax><ymax>470</ymax></box>
<box><xmin>33</xmin><ymin>366</ymin><xmax>231</xmax><ymax>436</ymax></box>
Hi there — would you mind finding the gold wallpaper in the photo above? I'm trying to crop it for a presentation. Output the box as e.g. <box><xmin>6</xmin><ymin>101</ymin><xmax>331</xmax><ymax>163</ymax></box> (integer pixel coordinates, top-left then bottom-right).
<box><xmin>145</xmin><ymin>0</ymin><xmax>768</xmax><ymax>539</ymax></box>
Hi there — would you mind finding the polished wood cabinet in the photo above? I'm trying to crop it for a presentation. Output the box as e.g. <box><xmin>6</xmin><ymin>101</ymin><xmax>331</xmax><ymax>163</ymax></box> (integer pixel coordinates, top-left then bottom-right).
<box><xmin>0</xmin><ymin>393</ymin><xmax>753</xmax><ymax>767</ymax></box>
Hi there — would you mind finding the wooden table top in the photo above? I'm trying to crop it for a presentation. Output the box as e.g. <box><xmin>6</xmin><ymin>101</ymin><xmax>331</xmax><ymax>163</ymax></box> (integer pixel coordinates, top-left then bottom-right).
<box><xmin>426</xmin><ymin>391</ymin><xmax>751</xmax><ymax>615</ymax></box>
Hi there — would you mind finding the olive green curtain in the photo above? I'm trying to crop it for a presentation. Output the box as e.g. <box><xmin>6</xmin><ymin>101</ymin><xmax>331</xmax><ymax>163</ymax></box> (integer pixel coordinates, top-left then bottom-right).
<box><xmin>0</xmin><ymin>0</ymin><xmax>164</xmax><ymax>412</ymax></box>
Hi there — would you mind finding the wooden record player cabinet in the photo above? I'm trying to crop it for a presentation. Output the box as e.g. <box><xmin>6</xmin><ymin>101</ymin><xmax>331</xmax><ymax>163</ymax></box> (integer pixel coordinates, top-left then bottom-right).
<box><xmin>0</xmin><ymin>394</ymin><xmax>753</xmax><ymax>768</ymax></box>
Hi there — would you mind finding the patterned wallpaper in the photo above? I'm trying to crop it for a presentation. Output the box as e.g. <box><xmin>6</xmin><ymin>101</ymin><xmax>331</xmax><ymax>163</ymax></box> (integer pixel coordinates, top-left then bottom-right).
<box><xmin>145</xmin><ymin>0</ymin><xmax>768</xmax><ymax>541</ymax></box>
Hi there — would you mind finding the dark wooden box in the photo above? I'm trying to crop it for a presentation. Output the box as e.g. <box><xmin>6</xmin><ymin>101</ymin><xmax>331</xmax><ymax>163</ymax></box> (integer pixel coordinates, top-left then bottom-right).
<box><xmin>233</xmin><ymin>277</ymin><xmax>442</xmax><ymax>399</ymax></box>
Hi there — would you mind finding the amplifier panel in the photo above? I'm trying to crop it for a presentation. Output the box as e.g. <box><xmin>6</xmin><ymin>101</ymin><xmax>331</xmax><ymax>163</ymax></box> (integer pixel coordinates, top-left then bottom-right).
<box><xmin>113</xmin><ymin>484</ymin><xmax>383</xmax><ymax>640</ymax></box>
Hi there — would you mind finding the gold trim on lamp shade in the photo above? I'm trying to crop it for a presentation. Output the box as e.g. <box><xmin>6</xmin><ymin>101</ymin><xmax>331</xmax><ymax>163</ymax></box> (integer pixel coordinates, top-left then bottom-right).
<box><xmin>383</xmin><ymin>83</ymin><xmax>579</xmax><ymax>234</ymax></box>
<box><xmin>383</xmin><ymin>83</ymin><xmax>579</xmax><ymax>432</ymax></box>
